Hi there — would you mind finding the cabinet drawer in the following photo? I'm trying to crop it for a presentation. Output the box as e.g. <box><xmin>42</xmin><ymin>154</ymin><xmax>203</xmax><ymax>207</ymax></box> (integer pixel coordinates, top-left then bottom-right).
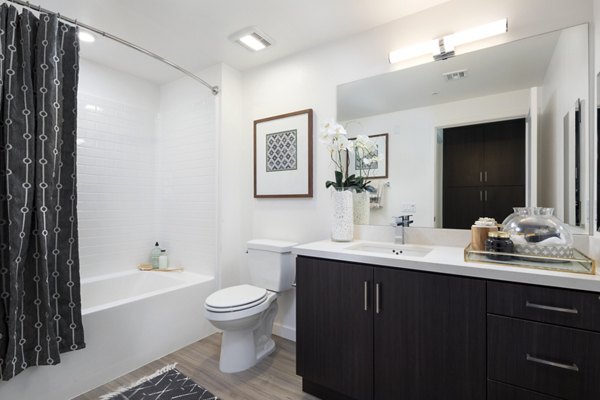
<box><xmin>488</xmin><ymin>281</ymin><xmax>600</xmax><ymax>332</ymax></box>
<box><xmin>488</xmin><ymin>315</ymin><xmax>600</xmax><ymax>400</ymax></box>
<box><xmin>488</xmin><ymin>380</ymin><xmax>562</xmax><ymax>400</ymax></box>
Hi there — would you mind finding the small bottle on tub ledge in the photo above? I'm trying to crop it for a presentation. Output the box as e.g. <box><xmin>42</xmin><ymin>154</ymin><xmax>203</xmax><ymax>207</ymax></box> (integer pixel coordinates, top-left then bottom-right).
<box><xmin>159</xmin><ymin>249</ymin><xmax>169</xmax><ymax>269</ymax></box>
<box><xmin>150</xmin><ymin>242</ymin><xmax>161</xmax><ymax>269</ymax></box>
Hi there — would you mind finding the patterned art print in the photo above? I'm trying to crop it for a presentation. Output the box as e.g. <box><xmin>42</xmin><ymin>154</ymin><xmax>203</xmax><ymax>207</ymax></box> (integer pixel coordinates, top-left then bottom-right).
<box><xmin>348</xmin><ymin>133</ymin><xmax>388</xmax><ymax>179</ymax></box>
<box><xmin>265</xmin><ymin>129</ymin><xmax>298</xmax><ymax>172</ymax></box>
<box><xmin>355</xmin><ymin>145</ymin><xmax>379</xmax><ymax>171</ymax></box>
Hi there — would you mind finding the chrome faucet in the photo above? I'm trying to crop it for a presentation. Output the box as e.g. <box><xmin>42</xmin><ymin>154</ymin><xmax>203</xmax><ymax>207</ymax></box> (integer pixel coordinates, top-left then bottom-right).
<box><xmin>392</xmin><ymin>215</ymin><xmax>413</xmax><ymax>244</ymax></box>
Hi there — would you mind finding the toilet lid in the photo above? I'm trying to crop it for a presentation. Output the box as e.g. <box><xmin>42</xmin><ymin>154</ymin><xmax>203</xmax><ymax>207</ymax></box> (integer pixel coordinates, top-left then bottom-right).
<box><xmin>205</xmin><ymin>284</ymin><xmax>268</xmax><ymax>309</ymax></box>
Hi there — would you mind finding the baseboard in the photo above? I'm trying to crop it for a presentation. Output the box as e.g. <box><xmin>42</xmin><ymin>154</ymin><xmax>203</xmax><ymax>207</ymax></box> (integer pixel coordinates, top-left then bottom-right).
<box><xmin>273</xmin><ymin>322</ymin><xmax>296</xmax><ymax>342</ymax></box>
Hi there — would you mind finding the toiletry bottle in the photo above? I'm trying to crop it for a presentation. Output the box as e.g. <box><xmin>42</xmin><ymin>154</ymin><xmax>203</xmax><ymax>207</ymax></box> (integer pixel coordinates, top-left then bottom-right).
<box><xmin>159</xmin><ymin>249</ymin><xmax>168</xmax><ymax>269</ymax></box>
<box><xmin>150</xmin><ymin>242</ymin><xmax>161</xmax><ymax>269</ymax></box>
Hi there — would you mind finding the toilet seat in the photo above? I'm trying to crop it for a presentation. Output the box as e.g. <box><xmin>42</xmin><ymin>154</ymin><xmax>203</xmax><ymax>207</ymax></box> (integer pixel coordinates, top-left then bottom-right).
<box><xmin>205</xmin><ymin>284</ymin><xmax>268</xmax><ymax>313</ymax></box>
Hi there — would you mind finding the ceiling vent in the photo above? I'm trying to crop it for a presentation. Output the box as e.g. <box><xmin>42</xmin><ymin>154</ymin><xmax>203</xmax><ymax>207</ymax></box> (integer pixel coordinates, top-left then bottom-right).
<box><xmin>229</xmin><ymin>27</ymin><xmax>274</xmax><ymax>52</ymax></box>
<box><xmin>442</xmin><ymin>69</ymin><xmax>468</xmax><ymax>82</ymax></box>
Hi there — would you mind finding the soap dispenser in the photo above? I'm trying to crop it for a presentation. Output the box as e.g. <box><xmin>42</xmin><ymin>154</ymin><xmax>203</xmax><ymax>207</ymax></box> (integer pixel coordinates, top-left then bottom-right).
<box><xmin>150</xmin><ymin>242</ymin><xmax>161</xmax><ymax>269</ymax></box>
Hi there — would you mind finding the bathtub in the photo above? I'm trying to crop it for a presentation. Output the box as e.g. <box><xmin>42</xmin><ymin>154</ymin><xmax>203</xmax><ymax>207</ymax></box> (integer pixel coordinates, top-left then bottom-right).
<box><xmin>0</xmin><ymin>269</ymin><xmax>216</xmax><ymax>400</ymax></box>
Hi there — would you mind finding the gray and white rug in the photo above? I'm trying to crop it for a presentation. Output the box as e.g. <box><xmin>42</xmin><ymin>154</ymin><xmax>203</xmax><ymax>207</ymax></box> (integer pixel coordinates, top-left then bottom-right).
<box><xmin>100</xmin><ymin>364</ymin><xmax>218</xmax><ymax>400</ymax></box>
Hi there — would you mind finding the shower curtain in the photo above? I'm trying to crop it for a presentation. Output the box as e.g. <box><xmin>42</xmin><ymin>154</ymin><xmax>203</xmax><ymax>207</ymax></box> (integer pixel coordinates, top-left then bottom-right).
<box><xmin>0</xmin><ymin>5</ymin><xmax>85</xmax><ymax>381</ymax></box>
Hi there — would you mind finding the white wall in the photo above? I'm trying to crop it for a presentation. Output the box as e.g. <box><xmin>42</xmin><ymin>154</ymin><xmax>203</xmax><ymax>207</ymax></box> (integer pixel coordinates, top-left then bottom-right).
<box><xmin>77</xmin><ymin>59</ymin><xmax>159</xmax><ymax>278</ymax></box>
<box><xmin>157</xmin><ymin>66</ymin><xmax>219</xmax><ymax>277</ymax></box>
<box><xmin>218</xmin><ymin>64</ymin><xmax>247</xmax><ymax>289</ymax></box>
<box><xmin>539</xmin><ymin>25</ymin><xmax>590</xmax><ymax>226</ymax></box>
<box><xmin>344</xmin><ymin>89</ymin><xmax>531</xmax><ymax>227</ymax></box>
<box><xmin>232</xmin><ymin>0</ymin><xmax>595</xmax><ymax>339</ymax></box>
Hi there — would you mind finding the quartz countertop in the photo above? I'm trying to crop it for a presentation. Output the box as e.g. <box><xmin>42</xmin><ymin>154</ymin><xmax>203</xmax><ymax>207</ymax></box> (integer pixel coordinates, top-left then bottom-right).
<box><xmin>293</xmin><ymin>240</ymin><xmax>600</xmax><ymax>293</ymax></box>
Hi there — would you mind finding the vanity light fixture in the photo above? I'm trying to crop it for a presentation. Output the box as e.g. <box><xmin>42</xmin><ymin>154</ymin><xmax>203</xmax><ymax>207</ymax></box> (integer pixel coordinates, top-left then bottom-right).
<box><xmin>78</xmin><ymin>30</ymin><xmax>96</xmax><ymax>43</ymax></box>
<box><xmin>389</xmin><ymin>18</ymin><xmax>508</xmax><ymax>64</ymax></box>
<box><xmin>229</xmin><ymin>27</ymin><xmax>273</xmax><ymax>52</ymax></box>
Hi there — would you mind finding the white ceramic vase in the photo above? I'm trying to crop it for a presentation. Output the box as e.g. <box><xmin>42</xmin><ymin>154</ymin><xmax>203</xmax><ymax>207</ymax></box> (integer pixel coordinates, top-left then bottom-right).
<box><xmin>331</xmin><ymin>190</ymin><xmax>354</xmax><ymax>242</ymax></box>
<box><xmin>353</xmin><ymin>191</ymin><xmax>370</xmax><ymax>225</ymax></box>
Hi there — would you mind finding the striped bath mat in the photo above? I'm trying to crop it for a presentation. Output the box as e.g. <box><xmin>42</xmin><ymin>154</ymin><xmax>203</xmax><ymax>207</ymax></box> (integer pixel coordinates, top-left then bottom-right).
<box><xmin>100</xmin><ymin>364</ymin><xmax>218</xmax><ymax>400</ymax></box>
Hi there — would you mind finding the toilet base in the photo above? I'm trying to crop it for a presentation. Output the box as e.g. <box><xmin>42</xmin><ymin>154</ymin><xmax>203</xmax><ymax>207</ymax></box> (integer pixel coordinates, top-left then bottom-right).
<box><xmin>217</xmin><ymin>299</ymin><xmax>278</xmax><ymax>373</ymax></box>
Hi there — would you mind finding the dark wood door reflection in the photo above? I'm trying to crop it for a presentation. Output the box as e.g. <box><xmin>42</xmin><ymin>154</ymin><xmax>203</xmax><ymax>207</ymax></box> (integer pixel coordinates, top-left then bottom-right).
<box><xmin>443</xmin><ymin>118</ymin><xmax>526</xmax><ymax>229</ymax></box>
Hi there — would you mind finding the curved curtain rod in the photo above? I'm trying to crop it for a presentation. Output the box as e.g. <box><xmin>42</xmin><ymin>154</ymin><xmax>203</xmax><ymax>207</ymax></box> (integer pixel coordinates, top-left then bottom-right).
<box><xmin>5</xmin><ymin>0</ymin><xmax>220</xmax><ymax>95</ymax></box>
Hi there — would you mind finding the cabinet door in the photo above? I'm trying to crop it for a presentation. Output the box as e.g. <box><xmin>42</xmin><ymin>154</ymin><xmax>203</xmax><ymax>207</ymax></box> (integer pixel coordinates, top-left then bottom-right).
<box><xmin>484</xmin><ymin>185</ymin><xmax>525</xmax><ymax>223</ymax></box>
<box><xmin>296</xmin><ymin>257</ymin><xmax>374</xmax><ymax>400</ymax></box>
<box><xmin>443</xmin><ymin>124</ymin><xmax>484</xmax><ymax>187</ymax></box>
<box><xmin>483</xmin><ymin>119</ymin><xmax>526</xmax><ymax>186</ymax></box>
<box><xmin>443</xmin><ymin>186</ymin><xmax>484</xmax><ymax>229</ymax></box>
<box><xmin>373</xmin><ymin>268</ymin><xmax>486</xmax><ymax>400</ymax></box>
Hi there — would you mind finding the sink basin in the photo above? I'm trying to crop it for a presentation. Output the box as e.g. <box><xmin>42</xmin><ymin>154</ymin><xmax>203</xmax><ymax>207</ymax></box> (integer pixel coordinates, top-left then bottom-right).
<box><xmin>347</xmin><ymin>243</ymin><xmax>433</xmax><ymax>258</ymax></box>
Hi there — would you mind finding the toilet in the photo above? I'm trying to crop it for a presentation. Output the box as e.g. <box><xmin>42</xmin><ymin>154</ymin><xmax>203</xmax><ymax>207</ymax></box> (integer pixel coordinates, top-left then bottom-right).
<box><xmin>205</xmin><ymin>239</ymin><xmax>297</xmax><ymax>373</ymax></box>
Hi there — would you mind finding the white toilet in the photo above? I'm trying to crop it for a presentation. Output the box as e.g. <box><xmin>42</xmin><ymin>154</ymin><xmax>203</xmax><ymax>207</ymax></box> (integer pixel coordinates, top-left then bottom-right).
<box><xmin>205</xmin><ymin>239</ymin><xmax>297</xmax><ymax>373</ymax></box>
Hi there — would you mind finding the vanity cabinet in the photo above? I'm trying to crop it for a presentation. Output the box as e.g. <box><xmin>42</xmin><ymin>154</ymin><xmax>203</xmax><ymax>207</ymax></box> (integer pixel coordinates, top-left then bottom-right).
<box><xmin>296</xmin><ymin>256</ymin><xmax>486</xmax><ymax>400</ymax></box>
<box><xmin>297</xmin><ymin>256</ymin><xmax>600</xmax><ymax>400</ymax></box>
<box><xmin>487</xmin><ymin>281</ymin><xmax>600</xmax><ymax>400</ymax></box>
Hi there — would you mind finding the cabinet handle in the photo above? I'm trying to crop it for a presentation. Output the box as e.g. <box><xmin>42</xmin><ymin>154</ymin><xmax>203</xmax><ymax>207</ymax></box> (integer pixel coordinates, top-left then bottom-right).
<box><xmin>480</xmin><ymin>190</ymin><xmax>483</xmax><ymax>202</ymax></box>
<box><xmin>375</xmin><ymin>283</ymin><xmax>381</xmax><ymax>314</ymax></box>
<box><xmin>525</xmin><ymin>301</ymin><xmax>579</xmax><ymax>314</ymax></box>
<box><xmin>526</xmin><ymin>353</ymin><xmax>579</xmax><ymax>372</ymax></box>
<box><xmin>484</xmin><ymin>171</ymin><xmax>488</xmax><ymax>182</ymax></box>
<box><xmin>480</xmin><ymin>171</ymin><xmax>483</xmax><ymax>182</ymax></box>
<box><xmin>364</xmin><ymin>281</ymin><xmax>369</xmax><ymax>311</ymax></box>
<box><xmin>484</xmin><ymin>190</ymin><xmax>488</xmax><ymax>202</ymax></box>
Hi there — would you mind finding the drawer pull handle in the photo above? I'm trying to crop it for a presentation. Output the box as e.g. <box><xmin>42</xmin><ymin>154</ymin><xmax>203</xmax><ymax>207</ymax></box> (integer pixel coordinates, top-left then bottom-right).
<box><xmin>526</xmin><ymin>354</ymin><xmax>579</xmax><ymax>372</ymax></box>
<box><xmin>364</xmin><ymin>281</ymin><xmax>369</xmax><ymax>311</ymax></box>
<box><xmin>375</xmin><ymin>283</ymin><xmax>381</xmax><ymax>314</ymax></box>
<box><xmin>525</xmin><ymin>301</ymin><xmax>578</xmax><ymax>314</ymax></box>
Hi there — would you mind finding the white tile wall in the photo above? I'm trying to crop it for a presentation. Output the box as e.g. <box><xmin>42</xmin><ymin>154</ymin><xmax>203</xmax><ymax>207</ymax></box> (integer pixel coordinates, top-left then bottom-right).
<box><xmin>157</xmin><ymin>78</ymin><xmax>217</xmax><ymax>277</ymax></box>
<box><xmin>76</xmin><ymin>60</ymin><xmax>217</xmax><ymax>279</ymax></box>
<box><xmin>77</xmin><ymin>92</ymin><xmax>157</xmax><ymax>277</ymax></box>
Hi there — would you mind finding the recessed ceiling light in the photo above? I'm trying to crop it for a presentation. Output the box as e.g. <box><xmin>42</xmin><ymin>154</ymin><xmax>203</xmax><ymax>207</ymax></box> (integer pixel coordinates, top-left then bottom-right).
<box><xmin>229</xmin><ymin>27</ymin><xmax>273</xmax><ymax>52</ymax></box>
<box><xmin>78</xmin><ymin>31</ymin><xmax>96</xmax><ymax>43</ymax></box>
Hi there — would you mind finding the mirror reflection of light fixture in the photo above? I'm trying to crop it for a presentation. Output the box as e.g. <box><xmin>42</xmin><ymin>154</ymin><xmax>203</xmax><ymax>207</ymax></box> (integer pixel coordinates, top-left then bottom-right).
<box><xmin>388</xmin><ymin>18</ymin><xmax>508</xmax><ymax>64</ymax></box>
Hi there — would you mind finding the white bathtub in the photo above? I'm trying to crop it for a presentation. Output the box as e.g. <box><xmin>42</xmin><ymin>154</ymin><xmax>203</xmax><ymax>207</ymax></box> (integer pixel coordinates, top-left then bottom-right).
<box><xmin>0</xmin><ymin>270</ymin><xmax>216</xmax><ymax>400</ymax></box>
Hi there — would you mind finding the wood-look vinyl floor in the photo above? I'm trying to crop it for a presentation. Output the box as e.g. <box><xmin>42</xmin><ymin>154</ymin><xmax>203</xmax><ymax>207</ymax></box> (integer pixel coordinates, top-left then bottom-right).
<box><xmin>75</xmin><ymin>333</ymin><xmax>318</xmax><ymax>400</ymax></box>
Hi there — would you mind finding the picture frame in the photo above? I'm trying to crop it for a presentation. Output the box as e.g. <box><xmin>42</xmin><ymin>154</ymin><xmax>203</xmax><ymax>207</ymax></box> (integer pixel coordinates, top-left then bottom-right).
<box><xmin>254</xmin><ymin>109</ymin><xmax>313</xmax><ymax>198</ymax></box>
<box><xmin>348</xmin><ymin>133</ymin><xmax>389</xmax><ymax>179</ymax></box>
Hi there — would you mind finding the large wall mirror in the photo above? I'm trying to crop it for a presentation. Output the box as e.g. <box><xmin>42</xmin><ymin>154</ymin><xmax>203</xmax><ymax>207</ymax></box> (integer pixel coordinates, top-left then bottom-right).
<box><xmin>337</xmin><ymin>24</ymin><xmax>591</xmax><ymax>233</ymax></box>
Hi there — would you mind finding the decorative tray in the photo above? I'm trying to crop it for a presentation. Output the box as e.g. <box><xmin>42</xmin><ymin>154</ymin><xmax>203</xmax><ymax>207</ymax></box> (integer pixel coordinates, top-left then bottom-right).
<box><xmin>464</xmin><ymin>244</ymin><xmax>596</xmax><ymax>275</ymax></box>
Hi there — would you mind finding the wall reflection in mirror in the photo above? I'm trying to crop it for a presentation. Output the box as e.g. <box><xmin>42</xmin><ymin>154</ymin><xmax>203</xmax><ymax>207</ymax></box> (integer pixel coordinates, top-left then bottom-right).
<box><xmin>337</xmin><ymin>24</ymin><xmax>589</xmax><ymax>232</ymax></box>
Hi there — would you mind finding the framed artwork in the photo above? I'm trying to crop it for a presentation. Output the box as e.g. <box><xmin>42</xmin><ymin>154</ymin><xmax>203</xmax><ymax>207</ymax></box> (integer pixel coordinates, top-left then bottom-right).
<box><xmin>348</xmin><ymin>133</ymin><xmax>389</xmax><ymax>179</ymax></box>
<box><xmin>254</xmin><ymin>109</ymin><xmax>313</xmax><ymax>198</ymax></box>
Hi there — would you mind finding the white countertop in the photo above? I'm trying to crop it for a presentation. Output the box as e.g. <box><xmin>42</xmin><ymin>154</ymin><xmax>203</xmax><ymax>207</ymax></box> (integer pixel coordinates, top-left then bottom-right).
<box><xmin>293</xmin><ymin>240</ymin><xmax>600</xmax><ymax>293</ymax></box>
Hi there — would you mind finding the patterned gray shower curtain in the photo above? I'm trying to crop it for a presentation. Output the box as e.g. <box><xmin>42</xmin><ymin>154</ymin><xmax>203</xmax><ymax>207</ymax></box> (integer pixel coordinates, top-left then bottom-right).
<box><xmin>0</xmin><ymin>5</ymin><xmax>85</xmax><ymax>381</ymax></box>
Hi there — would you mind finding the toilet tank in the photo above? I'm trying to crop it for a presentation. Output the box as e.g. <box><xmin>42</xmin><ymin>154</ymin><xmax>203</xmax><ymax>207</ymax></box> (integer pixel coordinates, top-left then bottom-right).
<box><xmin>247</xmin><ymin>239</ymin><xmax>298</xmax><ymax>292</ymax></box>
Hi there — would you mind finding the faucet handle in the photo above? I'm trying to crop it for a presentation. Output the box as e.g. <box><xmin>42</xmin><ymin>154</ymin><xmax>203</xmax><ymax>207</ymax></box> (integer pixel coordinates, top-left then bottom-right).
<box><xmin>392</xmin><ymin>215</ymin><xmax>413</xmax><ymax>226</ymax></box>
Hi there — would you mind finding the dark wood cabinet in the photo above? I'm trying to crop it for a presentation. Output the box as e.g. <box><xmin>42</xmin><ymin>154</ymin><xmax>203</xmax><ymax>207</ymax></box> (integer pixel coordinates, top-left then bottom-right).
<box><xmin>487</xmin><ymin>315</ymin><xmax>600</xmax><ymax>400</ymax></box>
<box><xmin>373</xmin><ymin>268</ymin><xmax>486</xmax><ymax>400</ymax></box>
<box><xmin>488</xmin><ymin>280</ymin><xmax>600</xmax><ymax>332</ymax></box>
<box><xmin>296</xmin><ymin>256</ymin><xmax>485</xmax><ymax>400</ymax></box>
<box><xmin>488</xmin><ymin>380</ymin><xmax>563</xmax><ymax>400</ymax></box>
<box><xmin>296</xmin><ymin>255</ymin><xmax>600</xmax><ymax>400</ymax></box>
<box><xmin>442</xmin><ymin>118</ymin><xmax>526</xmax><ymax>228</ymax></box>
<box><xmin>296</xmin><ymin>257</ymin><xmax>374</xmax><ymax>400</ymax></box>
